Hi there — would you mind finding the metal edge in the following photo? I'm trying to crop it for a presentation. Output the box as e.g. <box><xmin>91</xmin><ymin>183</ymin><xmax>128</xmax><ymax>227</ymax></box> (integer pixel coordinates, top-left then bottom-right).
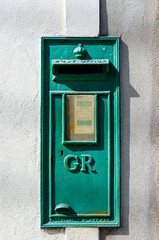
<box><xmin>41</xmin><ymin>220</ymin><xmax>120</xmax><ymax>228</ymax></box>
<box><xmin>40</xmin><ymin>37</ymin><xmax>44</xmax><ymax>227</ymax></box>
<box><xmin>113</xmin><ymin>38</ymin><xmax>120</xmax><ymax>226</ymax></box>
<box><xmin>49</xmin><ymin>93</ymin><xmax>52</xmax><ymax>218</ymax></box>
<box><xmin>41</xmin><ymin>36</ymin><xmax>120</xmax><ymax>41</ymax></box>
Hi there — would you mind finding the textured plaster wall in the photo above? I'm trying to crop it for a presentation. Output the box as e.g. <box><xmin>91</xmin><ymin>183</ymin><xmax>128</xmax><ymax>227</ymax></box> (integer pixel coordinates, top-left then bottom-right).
<box><xmin>65</xmin><ymin>0</ymin><xmax>99</xmax><ymax>36</ymax></box>
<box><xmin>0</xmin><ymin>0</ymin><xmax>65</xmax><ymax>239</ymax></box>
<box><xmin>100</xmin><ymin>0</ymin><xmax>159</xmax><ymax>239</ymax></box>
<box><xmin>0</xmin><ymin>0</ymin><xmax>159</xmax><ymax>240</ymax></box>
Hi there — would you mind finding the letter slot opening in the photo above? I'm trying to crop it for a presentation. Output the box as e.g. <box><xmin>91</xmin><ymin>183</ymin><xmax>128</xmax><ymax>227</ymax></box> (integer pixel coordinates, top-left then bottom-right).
<box><xmin>54</xmin><ymin>64</ymin><xmax>104</xmax><ymax>75</ymax></box>
<box><xmin>52</xmin><ymin>59</ymin><xmax>109</xmax><ymax>81</ymax></box>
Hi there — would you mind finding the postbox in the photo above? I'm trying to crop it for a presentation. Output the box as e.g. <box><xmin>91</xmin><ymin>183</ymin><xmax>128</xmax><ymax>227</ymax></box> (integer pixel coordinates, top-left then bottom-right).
<box><xmin>41</xmin><ymin>37</ymin><xmax>120</xmax><ymax>227</ymax></box>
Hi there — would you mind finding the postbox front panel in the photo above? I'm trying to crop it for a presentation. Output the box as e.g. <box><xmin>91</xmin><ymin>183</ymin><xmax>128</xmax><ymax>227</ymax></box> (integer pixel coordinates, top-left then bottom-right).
<box><xmin>41</xmin><ymin>37</ymin><xmax>120</xmax><ymax>227</ymax></box>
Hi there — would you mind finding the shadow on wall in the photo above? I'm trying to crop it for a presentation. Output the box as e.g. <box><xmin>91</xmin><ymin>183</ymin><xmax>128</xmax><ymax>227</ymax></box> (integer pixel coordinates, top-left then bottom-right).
<box><xmin>100</xmin><ymin>0</ymin><xmax>108</xmax><ymax>35</ymax></box>
<box><xmin>44</xmin><ymin>228</ymin><xmax>65</xmax><ymax>236</ymax></box>
<box><xmin>100</xmin><ymin>0</ymin><xmax>139</xmax><ymax>239</ymax></box>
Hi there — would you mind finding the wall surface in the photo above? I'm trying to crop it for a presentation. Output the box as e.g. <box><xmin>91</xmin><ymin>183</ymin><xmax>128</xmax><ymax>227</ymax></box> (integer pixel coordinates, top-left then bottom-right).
<box><xmin>0</xmin><ymin>0</ymin><xmax>159</xmax><ymax>240</ymax></box>
<box><xmin>100</xmin><ymin>0</ymin><xmax>159</xmax><ymax>239</ymax></box>
<box><xmin>0</xmin><ymin>0</ymin><xmax>65</xmax><ymax>239</ymax></box>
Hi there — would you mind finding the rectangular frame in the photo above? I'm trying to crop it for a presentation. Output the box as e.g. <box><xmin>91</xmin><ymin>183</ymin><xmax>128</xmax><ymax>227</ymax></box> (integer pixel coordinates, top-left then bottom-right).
<box><xmin>41</xmin><ymin>37</ymin><xmax>120</xmax><ymax>228</ymax></box>
<box><xmin>49</xmin><ymin>91</ymin><xmax>111</xmax><ymax>219</ymax></box>
<box><xmin>62</xmin><ymin>92</ymin><xmax>98</xmax><ymax>145</ymax></box>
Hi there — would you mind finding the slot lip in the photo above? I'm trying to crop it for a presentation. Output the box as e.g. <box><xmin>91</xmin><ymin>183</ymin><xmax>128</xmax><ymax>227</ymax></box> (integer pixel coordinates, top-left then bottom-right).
<box><xmin>52</xmin><ymin>59</ymin><xmax>109</xmax><ymax>65</ymax></box>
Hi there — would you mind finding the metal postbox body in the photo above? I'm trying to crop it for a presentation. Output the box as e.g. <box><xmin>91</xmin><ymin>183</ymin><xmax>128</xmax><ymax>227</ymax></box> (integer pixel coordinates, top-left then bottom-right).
<box><xmin>41</xmin><ymin>37</ymin><xmax>120</xmax><ymax>227</ymax></box>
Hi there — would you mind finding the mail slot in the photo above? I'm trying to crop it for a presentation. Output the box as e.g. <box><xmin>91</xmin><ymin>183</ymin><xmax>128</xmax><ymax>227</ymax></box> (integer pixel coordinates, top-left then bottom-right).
<box><xmin>52</xmin><ymin>59</ymin><xmax>109</xmax><ymax>81</ymax></box>
<box><xmin>41</xmin><ymin>37</ymin><xmax>120</xmax><ymax>227</ymax></box>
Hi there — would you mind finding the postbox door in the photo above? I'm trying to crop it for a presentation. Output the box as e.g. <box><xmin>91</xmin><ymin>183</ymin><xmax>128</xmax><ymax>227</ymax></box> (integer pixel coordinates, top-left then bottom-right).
<box><xmin>50</xmin><ymin>91</ymin><xmax>111</xmax><ymax>217</ymax></box>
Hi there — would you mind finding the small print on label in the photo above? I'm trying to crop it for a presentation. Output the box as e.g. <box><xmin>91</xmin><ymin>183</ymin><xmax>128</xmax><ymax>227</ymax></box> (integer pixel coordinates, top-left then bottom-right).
<box><xmin>74</xmin><ymin>95</ymin><xmax>95</xmax><ymax>134</ymax></box>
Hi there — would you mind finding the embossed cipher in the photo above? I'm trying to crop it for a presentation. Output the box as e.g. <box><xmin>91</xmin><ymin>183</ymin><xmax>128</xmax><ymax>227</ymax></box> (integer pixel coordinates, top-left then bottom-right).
<box><xmin>64</xmin><ymin>154</ymin><xmax>96</xmax><ymax>173</ymax></box>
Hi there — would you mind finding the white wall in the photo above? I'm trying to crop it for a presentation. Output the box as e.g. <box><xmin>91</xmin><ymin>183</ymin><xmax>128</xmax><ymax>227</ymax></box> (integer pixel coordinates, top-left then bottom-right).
<box><xmin>100</xmin><ymin>0</ymin><xmax>159</xmax><ymax>239</ymax></box>
<box><xmin>0</xmin><ymin>0</ymin><xmax>65</xmax><ymax>239</ymax></box>
<box><xmin>0</xmin><ymin>0</ymin><xmax>159</xmax><ymax>239</ymax></box>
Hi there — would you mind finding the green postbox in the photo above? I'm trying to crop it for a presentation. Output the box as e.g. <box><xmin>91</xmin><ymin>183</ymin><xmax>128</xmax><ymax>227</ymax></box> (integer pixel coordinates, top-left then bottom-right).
<box><xmin>41</xmin><ymin>37</ymin><xmax>120</xmax><ymax>227</ymax></box>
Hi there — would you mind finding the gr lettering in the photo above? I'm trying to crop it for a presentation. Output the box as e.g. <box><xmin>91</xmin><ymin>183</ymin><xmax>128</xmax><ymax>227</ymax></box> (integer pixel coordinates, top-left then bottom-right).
<box><xmin>64</xmin><ymin>154</ymin><xmax>96</xmax><ymax>173</ymax></box>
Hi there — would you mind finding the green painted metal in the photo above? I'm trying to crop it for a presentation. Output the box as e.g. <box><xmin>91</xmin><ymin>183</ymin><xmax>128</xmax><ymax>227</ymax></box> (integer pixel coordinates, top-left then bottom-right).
<box><xmin>41</xmin><ymin>37</ymin><xmax>120</xmax><ymax>227</ymax></box>
<box><xmin>73</xmin><ymin>43</ymin><xmax>87</xmax><ymax>58</ymax></box>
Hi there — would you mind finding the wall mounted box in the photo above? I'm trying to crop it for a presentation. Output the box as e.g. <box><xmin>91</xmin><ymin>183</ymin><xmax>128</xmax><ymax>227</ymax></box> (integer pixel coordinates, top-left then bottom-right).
<box><xmin>41</xmin><ymin>37</ymin><xmax>120</xmax><ymax>227</ymax></box>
